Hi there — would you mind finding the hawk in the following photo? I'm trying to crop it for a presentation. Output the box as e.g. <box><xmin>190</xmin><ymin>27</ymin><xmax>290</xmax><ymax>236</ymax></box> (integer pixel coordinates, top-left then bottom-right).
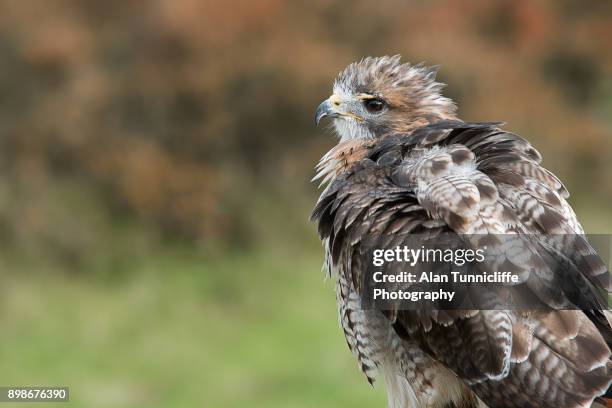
<box><xmin>311</xmin><ymin>56</ymin><xmax>612</xmax><ymax>408</ymax></box>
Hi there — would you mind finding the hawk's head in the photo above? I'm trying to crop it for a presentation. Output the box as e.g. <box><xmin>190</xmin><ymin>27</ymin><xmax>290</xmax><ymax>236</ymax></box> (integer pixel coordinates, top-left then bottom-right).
<box><xmin>315</xmin><ymin>55</ymin><xmax>457</xmax><ymax>141</ymax></box>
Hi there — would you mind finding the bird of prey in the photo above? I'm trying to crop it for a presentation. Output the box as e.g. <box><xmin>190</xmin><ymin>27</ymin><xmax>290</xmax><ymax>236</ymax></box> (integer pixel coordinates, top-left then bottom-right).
<box><xmin>311</xmin><ymin>56</ymin><xmax>611</xmax><ymax>408</ymax></box>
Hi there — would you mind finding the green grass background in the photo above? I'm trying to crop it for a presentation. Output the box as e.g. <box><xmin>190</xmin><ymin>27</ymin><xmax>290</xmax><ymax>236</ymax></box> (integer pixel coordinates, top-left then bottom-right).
<box><xmin>0</xmin><ymin>246</ymin><xmax>388</xmax><ymax>407</ymax></box>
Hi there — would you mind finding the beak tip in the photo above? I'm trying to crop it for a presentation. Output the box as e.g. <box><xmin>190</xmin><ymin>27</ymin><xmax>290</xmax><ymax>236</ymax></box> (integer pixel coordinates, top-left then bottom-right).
<box><xmin>315</xmin><ymin>114</ymin><xmax>324</xmax><ymax>126</ymax></box>
<box><xmin>315</xmin><ymin>99</ymin><xmax>334</xmax><ymax>127</ymax></box>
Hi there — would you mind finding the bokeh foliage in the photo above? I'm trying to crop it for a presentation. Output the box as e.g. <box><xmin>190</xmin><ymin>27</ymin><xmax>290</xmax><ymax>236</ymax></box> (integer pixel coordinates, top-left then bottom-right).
<box><xmin>0</xmin><ymin>0</ymin><xmax>610</xmax><ymax>252</ymax></box>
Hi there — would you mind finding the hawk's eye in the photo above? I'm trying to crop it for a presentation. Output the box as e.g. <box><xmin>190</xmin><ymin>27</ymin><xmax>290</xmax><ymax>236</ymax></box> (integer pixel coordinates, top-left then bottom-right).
<box><xmin>364</xmin><ymin>98</ymin><xmax>385</xmax><ymax>113</ymax></box>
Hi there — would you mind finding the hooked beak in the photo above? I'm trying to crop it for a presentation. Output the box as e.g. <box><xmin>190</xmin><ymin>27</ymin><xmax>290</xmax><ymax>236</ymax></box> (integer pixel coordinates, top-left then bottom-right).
<box><xmin>315</xmin><ymin>95</ymin><xmax>363</xmax><ymax>126</ymax></box>
<box><xmin>315</xmin><ymin>99</ymin><xmax>337</xmax><ymax>126</ymax></box>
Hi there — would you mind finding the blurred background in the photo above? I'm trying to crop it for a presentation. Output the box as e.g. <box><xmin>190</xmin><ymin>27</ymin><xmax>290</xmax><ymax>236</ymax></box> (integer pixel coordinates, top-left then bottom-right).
<box><xmin>0</xmin><ymin>0</ymin><xmax>610</xmax><ymax>406</ymax></box>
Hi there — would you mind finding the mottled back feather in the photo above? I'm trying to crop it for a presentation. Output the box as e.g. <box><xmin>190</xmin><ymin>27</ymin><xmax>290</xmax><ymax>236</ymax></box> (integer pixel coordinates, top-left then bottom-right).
<box><xmin>312</xmin><ymin>121</ymin><xmax>612</xmax><ymax>408</ymax></box>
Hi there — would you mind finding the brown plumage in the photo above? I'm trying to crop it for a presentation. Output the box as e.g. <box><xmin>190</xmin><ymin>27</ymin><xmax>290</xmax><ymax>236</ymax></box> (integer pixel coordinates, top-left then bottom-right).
<box><xmin>311</xmin><ymin>56</ymin><xmax>612</xmax><ymax>408</ymax></box>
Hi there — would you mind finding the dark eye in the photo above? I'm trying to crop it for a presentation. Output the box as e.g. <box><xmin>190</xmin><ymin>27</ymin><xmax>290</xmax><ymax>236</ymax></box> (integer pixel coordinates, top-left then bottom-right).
<box><xmin>364</xmin><ymin>98</ymin><xmax>385</xmax><ymax>113</ymax></box>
